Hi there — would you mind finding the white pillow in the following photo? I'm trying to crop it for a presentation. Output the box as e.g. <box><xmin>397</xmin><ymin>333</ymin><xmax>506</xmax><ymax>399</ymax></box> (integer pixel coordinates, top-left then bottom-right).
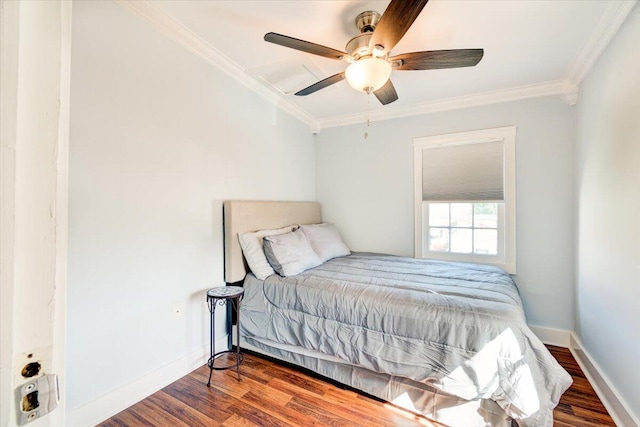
<box><xmin>263</xmin><ymin>228</ymin><xmax>322</xmax><ymax>277</ymax></box>
<box><xmin>238</xmin><ymin>225</ymin><xmax>297</xmax><ymax>280</ymax></box>
<box><xmin>300</xmin><ymin>223</ymin><xmax>350</xmax><ymax>262</ymax></box>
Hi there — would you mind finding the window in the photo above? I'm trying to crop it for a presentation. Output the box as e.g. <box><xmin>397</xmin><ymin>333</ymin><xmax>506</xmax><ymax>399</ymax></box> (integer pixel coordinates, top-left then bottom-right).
<box><xmin>426</xmin><ymin>202</ymin><xmax>499</xmax><ymax>254</ymax></box>
<box><xmin>414</xmin><ymin>127</ymin><xmax>516</xmax><ymax>273</ymax></box>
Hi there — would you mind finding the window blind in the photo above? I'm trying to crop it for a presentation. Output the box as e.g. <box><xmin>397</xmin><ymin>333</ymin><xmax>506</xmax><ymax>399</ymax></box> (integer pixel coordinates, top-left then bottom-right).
<box><xmin>422</xmin><ymin>140</ymin><xmax>504</xmax><ymax>201</ymax></box>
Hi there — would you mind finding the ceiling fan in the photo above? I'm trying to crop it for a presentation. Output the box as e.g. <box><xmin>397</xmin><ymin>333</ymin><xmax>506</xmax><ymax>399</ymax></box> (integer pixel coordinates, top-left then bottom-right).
<box><xmin>264</xmin><ymin>0</ymin><xmax>483</xmax><ymax>105</ymax></box>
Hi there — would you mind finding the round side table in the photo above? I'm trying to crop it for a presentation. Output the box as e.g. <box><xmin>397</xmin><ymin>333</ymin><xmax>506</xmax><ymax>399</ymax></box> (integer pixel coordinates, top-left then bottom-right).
<box><xmin>206</xmin><ymin>286</ymin><xmax>244</xmax><ymax>386</ymax></box>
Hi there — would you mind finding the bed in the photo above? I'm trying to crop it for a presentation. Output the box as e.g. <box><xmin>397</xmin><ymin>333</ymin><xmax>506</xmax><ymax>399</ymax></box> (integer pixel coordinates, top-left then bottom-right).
<box><xmin>223</xmin><ymin>200</ymin><xmax>572</xmax><ymax>427</ymax></box>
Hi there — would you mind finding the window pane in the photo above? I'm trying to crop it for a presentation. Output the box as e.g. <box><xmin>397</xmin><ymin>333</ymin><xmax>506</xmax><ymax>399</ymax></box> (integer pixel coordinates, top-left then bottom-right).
<box><xmin>474</xmin><ymin>229</ymin><xmax>498</xmax><ymax>255</ymax></box>
<box><xmin>451</xmin><ymin>228</ymin><xmax>472</xmax><ymax>253</ymax></box>
<box><xmin>429</xmin><ymin>228</ymin><xmax>449</xmax><ymax>252</ymax></box>
<box><xmin>429</xmin><ymin>203</ymin><xmax>449</xmax><ymax>227</ymax></box>
<box><xmin>474</xmin><ymin>203</ymin><xmax>498</xmax><ymax>228</ymax></box>
<box><xmin>451</xmin><ymin>203</ymin><xmax>472</xmax><ymax>227</ymax></box>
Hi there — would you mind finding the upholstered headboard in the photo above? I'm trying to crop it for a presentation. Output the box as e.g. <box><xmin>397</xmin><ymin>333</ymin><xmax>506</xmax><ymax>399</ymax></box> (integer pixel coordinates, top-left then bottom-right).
<box><xmin>223</xmin><ymin>200</ymin><xmax>321</xmax><ymax>283</ymax></box>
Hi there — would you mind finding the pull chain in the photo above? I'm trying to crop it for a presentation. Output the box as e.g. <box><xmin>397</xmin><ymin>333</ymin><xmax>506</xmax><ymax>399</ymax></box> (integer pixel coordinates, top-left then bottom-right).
<box><xmin>364</xmin><ymin>90</ymin><xmax>371</xmax><ymax>139</ymax></box>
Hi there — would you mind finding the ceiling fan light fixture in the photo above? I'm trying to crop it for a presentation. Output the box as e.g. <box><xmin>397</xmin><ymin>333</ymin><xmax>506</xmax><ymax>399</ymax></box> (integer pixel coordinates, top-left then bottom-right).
<box><xmin>264</xmin><ymin>1</ymin><xmax>482</xmax><ymax>105</ymax></box>
<box><xmin>345</xmin><ymin>57</ymin><xmax>392</xmax><ymax>93</ymax></box>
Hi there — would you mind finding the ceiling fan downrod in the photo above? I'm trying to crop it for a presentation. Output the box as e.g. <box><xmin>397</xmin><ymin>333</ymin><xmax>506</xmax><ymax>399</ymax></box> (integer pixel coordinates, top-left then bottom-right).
<box><xmin>355</xmin><ymin>11</ymin><xmax>381</xmax><ymax>33</ymax></box>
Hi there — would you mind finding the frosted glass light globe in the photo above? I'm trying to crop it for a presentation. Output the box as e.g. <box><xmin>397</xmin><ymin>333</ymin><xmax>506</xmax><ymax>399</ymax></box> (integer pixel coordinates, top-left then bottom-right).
<box><xmin>345</xmin><ymin>57</ymin><xmax>392</xmax><ymax>93</ymax></box>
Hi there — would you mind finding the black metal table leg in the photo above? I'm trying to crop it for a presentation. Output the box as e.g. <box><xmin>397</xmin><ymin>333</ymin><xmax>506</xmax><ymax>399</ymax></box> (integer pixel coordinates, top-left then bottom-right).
<box><xmin>206</xmin><ymin>294</ymin><xmax>216</xmax><ymax>387</ymax></box>
<box><xmin>235</xmin><ymin>296</ymin><xmax>242</xmax><ymax>381</ymax></box>
<box><xmin>205</xmin><ymin>286</ymin><xmax>244</xmax><ymax>387</ymax></box>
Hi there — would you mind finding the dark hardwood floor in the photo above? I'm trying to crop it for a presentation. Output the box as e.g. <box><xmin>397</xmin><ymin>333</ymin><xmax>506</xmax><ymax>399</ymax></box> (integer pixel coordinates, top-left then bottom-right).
<box><xmin>99</xmin><ymin>345</ymin><xmax>614</xmax><ymax>427</ymax></box>
<box><xmin>547</xmin><ymin>346</ymin><xmax>616</xmax><ymax>427</ymax></box>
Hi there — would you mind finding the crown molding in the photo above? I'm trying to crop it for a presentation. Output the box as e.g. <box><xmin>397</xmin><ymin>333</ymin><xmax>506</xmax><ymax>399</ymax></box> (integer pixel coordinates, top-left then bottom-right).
<box><xmin>565</xmin><ymin>0</ymin><xmax>637</xmax><ymax>86</ymax></box>
<box><xmin>319</xmin><ymin>80</ymin><xmax>578</xmax><ymax>129</ymax></box>
<box><xmin>116</xmin><ymin>0</ymin><xmax>320</xmax><ymax>132</ymax></box>
<box><xmin>117</xmin><ymin>0</ymin><xmax>633</xmax><ymax>133</ymax></box>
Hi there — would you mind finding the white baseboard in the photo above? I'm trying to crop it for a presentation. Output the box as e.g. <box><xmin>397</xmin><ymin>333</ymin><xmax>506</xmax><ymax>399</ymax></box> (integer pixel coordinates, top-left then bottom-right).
<box><xmin>528</xmin><ymin>325</ymin><xmax>571</xmax><ymax>347</ymax></box>
<box><xmin>569</xmin><ymin>333</ymin><xmax>639</xmax><ymax>427</ymax></box>
<box><xmin>67</xmin><ymin>335</ymin><xmax>227</xmax><ymax>427</ymax></box>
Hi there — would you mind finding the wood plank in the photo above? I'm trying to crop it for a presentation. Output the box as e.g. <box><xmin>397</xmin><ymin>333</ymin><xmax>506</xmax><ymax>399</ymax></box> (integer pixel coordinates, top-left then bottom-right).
<box><xmin>239</xmin><ymin>391</ymin><xmax>330</xmax><ymax>427</ymax></box>
<box><xmin>161</xmin><ymin>376</ymin><xmax>235</xmax><ymax>423</ymax></box>
<box><xmin>222</xmin><ymin>414</ymin><xmax>261</xmax><ymax>427</ymax></box>
<box><xmin>227</xmin><ymin>400</ymin><xmax>294</xmax><ymax>427</ymax></box>
<box><xmin>146</xmin><ymin>392</ymin><xmax>219</xmax><ymax>427</ymax></box>
<box><xmin>190</xmin><ymin>367</ymin><xmax>250</xmax><ymax>400</ymax></box>
<box><xmin>554</xmin><ymin>408</ymin><xmax>614</xmax><ymax>427</ymax></box>
<box><xmin>570</xmin><ymin>406</ymin><xmax>617</xmax><ymax>426</ymax></box>
<box><xmin>105</xmin><ymin>410</ymin><xmax>152</xmax><ymax>427</ymax></box>
<box><xmin>126</xmin><ymin>399</ymin><xmax>192</xmax><ymax>427</ymax></box>
<box><xmin>264</xmin><ymin>368</ymin><xmax>330</xmax><ymax>396</ymax></box>
<box><xmin>561</xmin><ymin>386</ymin><xmax>610</xmax><ymax>414</ymax></box>
<box><xmin>285</xmin><ymin>395</ymin><xmax>365</xmax><ymax>427</ymax></box>
<box><xmin>98</xmin><ymin>418</ymin><xmax>129</xmax><ymax>427</ymax></box>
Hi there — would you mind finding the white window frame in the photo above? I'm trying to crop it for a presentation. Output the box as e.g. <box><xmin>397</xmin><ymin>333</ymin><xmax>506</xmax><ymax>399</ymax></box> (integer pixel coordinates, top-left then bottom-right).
<box><xmin>414</xmin><ymin>126</ymin><xmax>516</xmax><ymax>273</ymax></box>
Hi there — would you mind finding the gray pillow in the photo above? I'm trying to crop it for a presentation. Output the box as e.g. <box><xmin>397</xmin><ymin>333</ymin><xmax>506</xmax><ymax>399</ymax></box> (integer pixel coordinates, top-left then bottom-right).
<box><xmin>263</xmin><ymin>228</ymin><xmax>322</xmax><ymax>277</ymax></box>
<box><xmin>238</xmin><ymin>225</ymin><xmax>298</xmax><ymax>280</ymax></box>
<box><xmin>300</xmin><ymin>223</ymin><xmax>350</xmax><ymax>262</ymax></box>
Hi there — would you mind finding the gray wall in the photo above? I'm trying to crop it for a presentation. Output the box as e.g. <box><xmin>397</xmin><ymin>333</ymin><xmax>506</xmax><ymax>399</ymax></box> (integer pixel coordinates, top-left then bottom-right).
<box><xmin>575</xmin><ymin>5</ymin><xmax>640</xmax><ymax>421</ymax></box>
<box><xmin>316</xmin><ymin>96</ymin><xmax>575</xmax><ymax>330</ymax></box>
<box><xmin>67</xmin><ymin>1</ymin><xmax>315</xmax><ymax>411</ymax></box>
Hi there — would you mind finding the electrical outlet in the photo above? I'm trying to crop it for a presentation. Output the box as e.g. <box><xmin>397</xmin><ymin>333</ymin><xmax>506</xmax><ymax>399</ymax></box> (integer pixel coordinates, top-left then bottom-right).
<box><xmin>172</xmin><ymin>304</ymin><xmax>184</xmax><ymax>320</ymax></box>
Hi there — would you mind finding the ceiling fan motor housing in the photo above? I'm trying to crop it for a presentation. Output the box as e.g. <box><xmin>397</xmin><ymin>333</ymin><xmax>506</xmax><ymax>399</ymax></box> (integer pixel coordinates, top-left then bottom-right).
<box><xmin>346</xmin><ymin>33</ymin><xmax>373</xmax><ymax>59</ymax></box>
<box><xmin>347</xmin><ymin>12</ymin><xmax>386</xmax><ymax>60</ymax></box>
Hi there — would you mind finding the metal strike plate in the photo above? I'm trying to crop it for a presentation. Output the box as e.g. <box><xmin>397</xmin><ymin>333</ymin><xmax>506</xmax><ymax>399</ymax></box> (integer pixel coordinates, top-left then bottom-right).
<box><xmin>16</xmin><ymin>374</ymin><xmax>59</xmax><ymax>425</ymax></box>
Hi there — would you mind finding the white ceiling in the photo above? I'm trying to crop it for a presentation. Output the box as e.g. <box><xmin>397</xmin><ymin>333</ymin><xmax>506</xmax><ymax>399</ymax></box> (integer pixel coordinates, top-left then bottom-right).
<box><xmin>133</xmin><ymin>0</ymin><xmax>635</xmax><ymax>129</ymax></box>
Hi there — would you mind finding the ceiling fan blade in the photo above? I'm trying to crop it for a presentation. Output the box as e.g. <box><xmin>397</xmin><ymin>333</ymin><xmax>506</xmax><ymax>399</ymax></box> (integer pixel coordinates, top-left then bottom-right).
<box><xmin>369</xmin><ymin>0</ymin><xmax>429</xmax><ymax>54</ymax></box>
<box><xmin>374</xmin><ymin>79</ymin><xmax>398</xmax><ymax>105</ymax></box>
<box><xmin>264</xmin><ymin>32</ymin><xmax>347</xmax><ymax>61</ymax></box>
<box><xmin>295</xmin><ymin>72</ymin><xmax>345</xmax><ymax>96</ymax></box>
<box><xmin>391</xmin><ymin>49</ymin><xmax>484</xmax><ymax>70</ymax></box>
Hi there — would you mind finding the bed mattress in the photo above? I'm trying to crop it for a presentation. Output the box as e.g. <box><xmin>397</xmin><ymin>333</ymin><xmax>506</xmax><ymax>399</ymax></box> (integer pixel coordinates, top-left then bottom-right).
<box><xmin>240</xmin><ymin>252</ymin><xmax>571</xmax><ymax>427</ymax></box>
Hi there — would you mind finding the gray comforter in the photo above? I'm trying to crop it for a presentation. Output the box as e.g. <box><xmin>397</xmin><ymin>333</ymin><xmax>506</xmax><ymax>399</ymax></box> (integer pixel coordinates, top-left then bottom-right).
<box><xmin>240</xmin><ymin>253</ymin><xmax>572</xmax><ymax>426</ymax></box>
